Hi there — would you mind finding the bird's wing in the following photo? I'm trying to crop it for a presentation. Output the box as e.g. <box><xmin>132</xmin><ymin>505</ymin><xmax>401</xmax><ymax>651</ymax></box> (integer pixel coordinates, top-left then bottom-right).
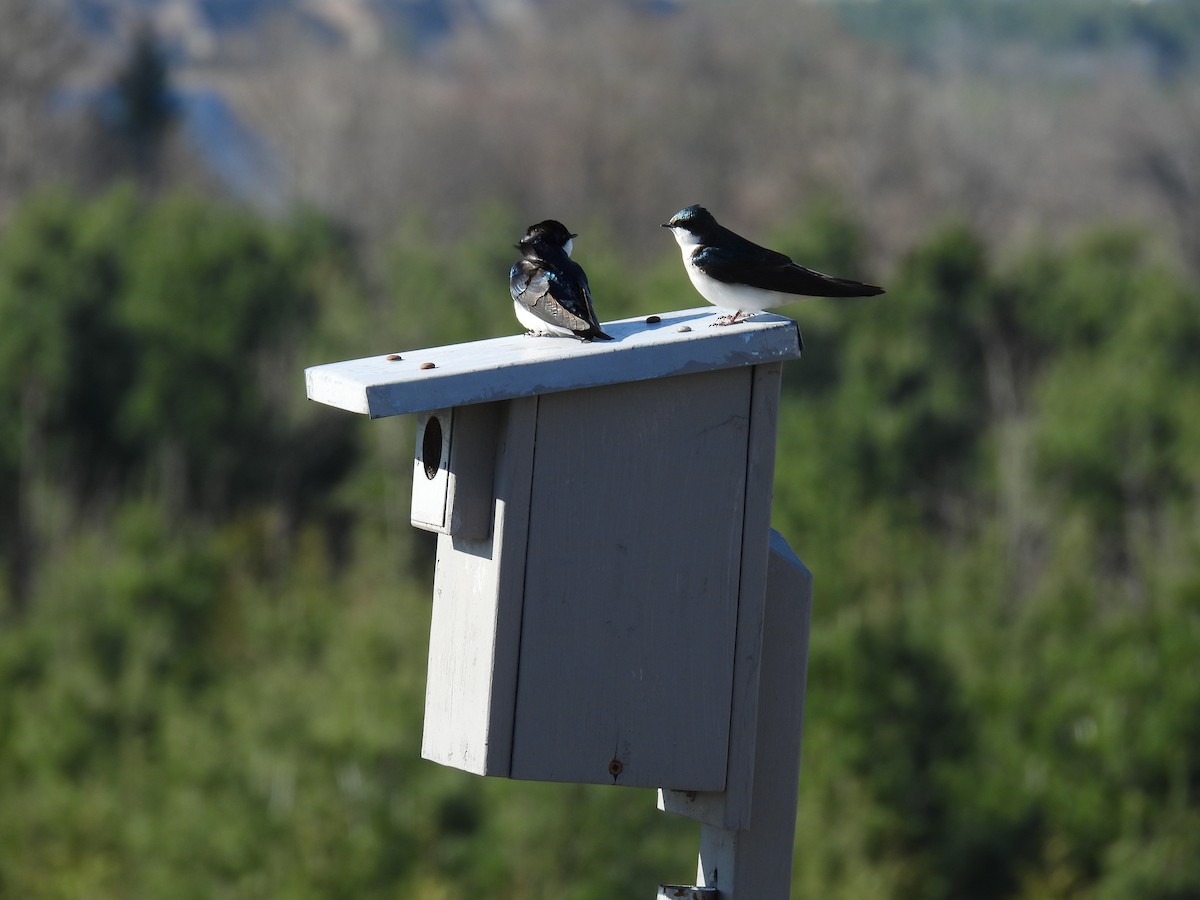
<box><xmin>572</xmin><ymin>264</ymin><xmax>605</xmax><ymax>329</ymax></box>
<box><xmin>573</xmin><ymin>268</ymin><xmax>614</xmax><ymax>340</ymax></box>
<box><xmin>510</xmin><ymin>259</ymin><xmax>594</xmax><ymax>333</ymax></box>
<box><xmin>695</xmin><ymin>242</ymin><xmax>884</xmax><ymax>298</ymax></box>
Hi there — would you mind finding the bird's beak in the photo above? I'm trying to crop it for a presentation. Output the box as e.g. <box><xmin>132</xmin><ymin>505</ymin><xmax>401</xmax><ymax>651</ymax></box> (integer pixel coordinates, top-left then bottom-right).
<box><xmin>660</xmin><ymin>223</ymin><xmax>671</xmax><ymax>228</ymax></box>
<box><xmin>570</xmin><ymin>233</ymin><xmax>579</xmax><ymax>239</ymax></box>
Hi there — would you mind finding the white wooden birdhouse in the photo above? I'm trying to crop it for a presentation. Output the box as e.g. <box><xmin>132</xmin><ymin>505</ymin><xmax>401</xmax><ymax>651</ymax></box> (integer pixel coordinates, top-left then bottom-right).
<box><xmin>306</xmin><ymin>306</ymin><xmax>814</xmax><ymax>898</ymax></box>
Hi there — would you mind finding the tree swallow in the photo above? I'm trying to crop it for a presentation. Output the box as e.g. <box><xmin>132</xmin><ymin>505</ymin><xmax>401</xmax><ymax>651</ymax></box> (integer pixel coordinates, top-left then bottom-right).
<box><xmin>510</xmin><ymin>220</ymin><xmax>613</xmax><ymax>342</ymax></box>
<box><xmin>662</xmin><ymin>205</ymin><xmax>884</xmax><ymax>325</ymax></box>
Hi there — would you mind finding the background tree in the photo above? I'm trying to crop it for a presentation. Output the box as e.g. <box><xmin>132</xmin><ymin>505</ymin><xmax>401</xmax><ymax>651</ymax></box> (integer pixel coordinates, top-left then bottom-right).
<box><xmin>112</xmin><ymin>22</ymin><xmax>177</xmax><ymax>181</ymax></box>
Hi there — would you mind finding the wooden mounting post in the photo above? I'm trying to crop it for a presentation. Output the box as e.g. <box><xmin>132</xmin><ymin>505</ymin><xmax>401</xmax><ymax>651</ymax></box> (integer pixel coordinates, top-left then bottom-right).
<box><xmin>658</xmin><ymin>530</ymin><xmax>813</xmax><ymax>900</ymax></box>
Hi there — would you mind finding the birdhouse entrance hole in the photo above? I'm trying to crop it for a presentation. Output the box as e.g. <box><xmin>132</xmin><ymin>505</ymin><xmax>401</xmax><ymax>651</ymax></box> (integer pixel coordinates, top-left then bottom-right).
<box><xmin>422</xmin><ymin>415</ymin><xmax>443</xmax><ymax>479</ymax></box>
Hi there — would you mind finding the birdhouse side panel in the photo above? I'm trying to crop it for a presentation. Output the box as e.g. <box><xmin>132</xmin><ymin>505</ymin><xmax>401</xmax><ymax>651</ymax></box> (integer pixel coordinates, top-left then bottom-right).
<box><xmin>421</xmin><ymin>398</ymin><xmax>536</xmax><ymax>775</ymax></box>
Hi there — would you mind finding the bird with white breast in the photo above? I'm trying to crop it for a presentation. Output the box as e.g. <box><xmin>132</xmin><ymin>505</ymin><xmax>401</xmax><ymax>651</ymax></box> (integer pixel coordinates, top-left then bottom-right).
<box><xmin>663</xmin><ymin>204</ymin><xmax>884</xmax><ymax>325</ymax></box>
<box><xmin>510</xmin><ymin>219</ymin><xmax>612</xmax><ymax>342</ymax></box>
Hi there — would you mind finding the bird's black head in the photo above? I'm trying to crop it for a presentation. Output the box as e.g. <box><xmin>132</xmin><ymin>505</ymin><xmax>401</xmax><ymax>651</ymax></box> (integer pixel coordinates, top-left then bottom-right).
<box><xmin>517</xmin><ymin>219</ymin><xmax>578</xmax><ymax>256</ymax></box>
<box><xmin>661</xmin><ymin>204</ymin><xmax>718</xmax><ymax>235</ymax></box>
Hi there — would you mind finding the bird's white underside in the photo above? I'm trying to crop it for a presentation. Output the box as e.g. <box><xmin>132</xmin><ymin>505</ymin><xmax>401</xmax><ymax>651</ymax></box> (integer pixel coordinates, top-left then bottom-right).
<box><xmin>514</xmin><ymin>299</ymin><xmax>576</xmax><ymax>337</ymax></box>
<box><xmin>666</xmin><ymin>225</ymin><xmax>799</xmax><ymax>313</ymax></box>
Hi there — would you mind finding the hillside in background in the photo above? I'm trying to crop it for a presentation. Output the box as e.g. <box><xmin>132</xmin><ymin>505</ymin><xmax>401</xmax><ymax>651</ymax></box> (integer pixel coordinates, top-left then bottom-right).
<box><xmin>62</xmin><ymin>0</ymin><xmax>1200</xmax><ymax>73</ymax></box>
<box><xmin>5</xmin><ymin>0</ymin><xmax>1200</xmax><ymax>273</ymax></box>
<box><xmin>835</xmin><ymin>0</ymin><xmax>1200</xmax><ymax>81</ymax></box>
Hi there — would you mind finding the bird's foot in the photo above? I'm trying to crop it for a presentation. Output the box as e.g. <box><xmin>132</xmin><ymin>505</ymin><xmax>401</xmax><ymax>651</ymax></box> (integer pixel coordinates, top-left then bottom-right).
<box><xmin>710</xmin><ymin>310</ymin><xmax>751</xmax><ymax>327</ymax></box>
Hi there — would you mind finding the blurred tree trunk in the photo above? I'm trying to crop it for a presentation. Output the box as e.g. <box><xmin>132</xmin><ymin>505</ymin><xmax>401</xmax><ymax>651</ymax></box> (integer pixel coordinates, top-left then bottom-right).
<box><xmin>114</xmin><ymin>22</ymin><xmax>177</xmax><ymax>187</ymax></box>
<box><xmin>0</xmin><ymin>0</ymin><xmax>89</xmax><ymax>224</ymax></box>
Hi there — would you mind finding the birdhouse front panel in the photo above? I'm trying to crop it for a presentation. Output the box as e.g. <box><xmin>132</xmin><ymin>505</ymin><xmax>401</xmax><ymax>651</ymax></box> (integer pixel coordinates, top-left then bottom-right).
<box><xmin>509</xmin><ymin>366</ymin><xmax>753</xmax><ymax>790</ymax></box>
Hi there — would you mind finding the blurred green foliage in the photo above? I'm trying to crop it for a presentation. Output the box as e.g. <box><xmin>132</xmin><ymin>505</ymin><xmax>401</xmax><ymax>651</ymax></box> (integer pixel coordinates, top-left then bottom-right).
<box><xmin>0</xmin><ymin>185</ymin><xmax>1198</xmax><ymax>899</ymax></box>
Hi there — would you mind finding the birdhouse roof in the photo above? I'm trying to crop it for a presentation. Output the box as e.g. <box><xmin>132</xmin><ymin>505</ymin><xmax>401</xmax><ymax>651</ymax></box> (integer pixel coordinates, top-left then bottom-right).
<box><xmin>305</xmin><ymin>307</ymin><xmax>802</xmax><ymax>418</ymax></box>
